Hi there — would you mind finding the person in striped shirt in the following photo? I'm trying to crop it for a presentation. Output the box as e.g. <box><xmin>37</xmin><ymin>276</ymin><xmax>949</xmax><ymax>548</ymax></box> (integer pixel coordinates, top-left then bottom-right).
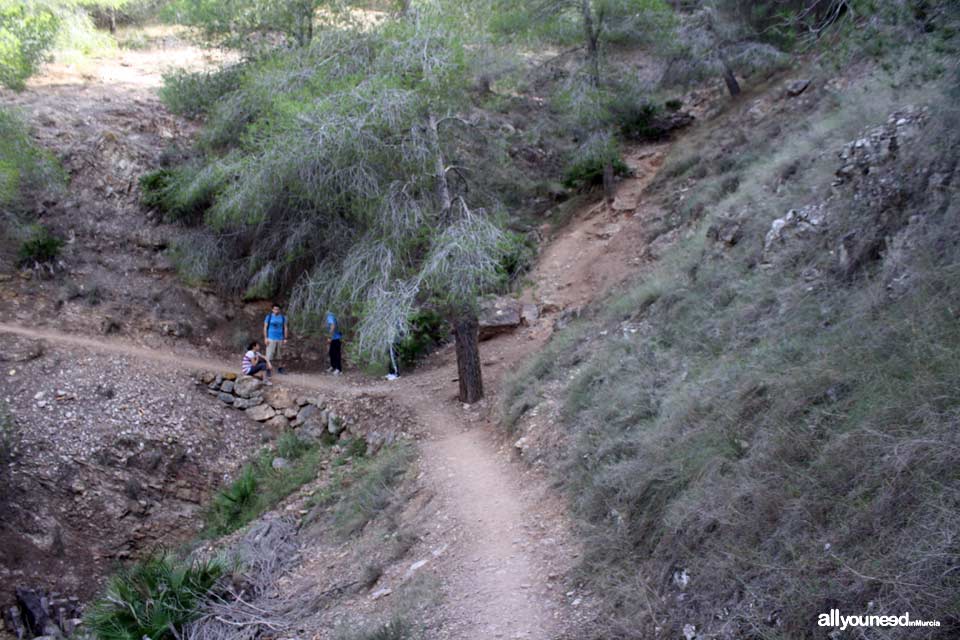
<box><xmin>242</xmin><ymin>340</ymin><xmax>273</xmax><ymax>385</ymax></box>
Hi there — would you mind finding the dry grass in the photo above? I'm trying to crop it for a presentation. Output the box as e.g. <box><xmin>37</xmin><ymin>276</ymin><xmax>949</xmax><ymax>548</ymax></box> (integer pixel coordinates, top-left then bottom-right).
<box><xmin>503</xmin><ymin>57</ymin><xmax>960</xmax><ymax>639</ymax></box>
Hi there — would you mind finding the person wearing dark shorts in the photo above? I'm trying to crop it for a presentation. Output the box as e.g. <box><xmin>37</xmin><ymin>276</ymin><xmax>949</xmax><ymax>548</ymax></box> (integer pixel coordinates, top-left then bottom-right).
<box><xmin>242</xmin><ymin>341</ymin><xmax>273</xmax><ymax>385</ymax></box>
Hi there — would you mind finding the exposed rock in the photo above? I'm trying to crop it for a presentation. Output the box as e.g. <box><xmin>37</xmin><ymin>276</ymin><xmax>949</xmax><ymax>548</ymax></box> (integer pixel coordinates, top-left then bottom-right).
<box><xmin>271</xmin><ymin>457</ymin><xmax>289</xmax><ymax>470</ymax></box>
<box><xmin>223</xmin><ymin>372</ymin><xmax>237</xmax><ymax>381</ymax></box>
<box><xmin>232</xmin><ymin>397</ymin><xmax>263</xmax><ymax>410</ymax></box>
<box><xmin>217</xmin><ymin>392</ymin><xmax>234</xmax><ymax>406</ymax></box>
<box><xmin>233</xmin><ymin>376</ymin><xmax>263</xmax><ymax>399</ymax></box>
<box><xmin>200</xmin><ymin>372</ymin><xmax>216</xmax><ymax>385</ymax></box>
<box><xmin>706</xmin><ymin>217</ymin><xmax>743</xmax><ymax>247</ymax></box>
<box><xmin>282</xmin><ymin>406</ymin><xmax>299</xmax><ymax>419</ymax></box>
<box><xmin>539</xmin><ymin>299</ymin><xmax>562</xmax><ymax>314</ymax></box>
<box><xmin>15</xmin><ymin>587</ymin><xmax>48</xmax><ymax>637</ymax></box>
<box><xmin>299</xmin><ymin>410</ymin><xmax>330</xmax><ymax>443</ymax></box>
<box><xmin>479</xmin><ymin>296</ymin><xmax>522</xmax><ymax>339</ymax></box>
<box><xmin>264</xmin><ymin>415</ymin><xmax>290</xmax><ymax>433</ymax></box>
<box><xmin>762</xmin><ymin>204</ymin><xmax>827</xmax><ymax>262</ymax></box>
<box><xmin>327</xmin><ymin>413</ymin><xmax>344</xmax><ymax>435</ymax></box>
<box><xmin>263</xmin><ymin>386</ymin><xmax>296</xmax><ymax>411</ymax></box>
<box><xmin>245</xmin><ymin>404</ymin><xmax>276</xmax><ymax>422</ymax></box>
<box><xmin>520</xmin><ymin>304</ymin><xmax>540</xmax><ymax>325</ymax></box>
<box><xmin>292</xmin><ymin>403</ymin><xmax>319</xmax><ymax>427</ymax></box>
<box><xmin>785</xmin><ymin>78</ymin><xmax>811</xmax><ymax>97</ymax></box>
<box><xmin>370</xmin><ymin>587</ymin><xmax>392</xmax><ymax>601</ymax></box>
<box><xmin>220</xmin><ymin>380</ymin><xmax>234</xmax><ymax>394</ymax></box>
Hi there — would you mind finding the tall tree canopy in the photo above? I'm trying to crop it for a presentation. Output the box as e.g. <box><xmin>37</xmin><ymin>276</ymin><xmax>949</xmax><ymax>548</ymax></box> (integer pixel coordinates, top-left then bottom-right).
<box><xmin>153</xmin><ymin>9</ymin><xmax>520</xmax><ymax>401</ymax></box>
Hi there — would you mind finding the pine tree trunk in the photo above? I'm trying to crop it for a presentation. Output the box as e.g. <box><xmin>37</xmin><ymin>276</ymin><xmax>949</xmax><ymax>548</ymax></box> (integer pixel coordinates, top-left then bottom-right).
<box><xmin>603</xmin><ymin>160</ymin><xmax>615</xmax><ymax>202</ymax></box>
<box><xmin>721</xmin><ymin>58</ymin><xmax>741</xmax><ymax>97</ymax></box>
<box><xmin>453</xmin><ymin>313</ymin><xmax>483</xmax><ymax>404</ymax></box>
<box><xmin>581</xmin><ymin>1</ymin><xmax>600</xmax><ymax>87</ymax></box>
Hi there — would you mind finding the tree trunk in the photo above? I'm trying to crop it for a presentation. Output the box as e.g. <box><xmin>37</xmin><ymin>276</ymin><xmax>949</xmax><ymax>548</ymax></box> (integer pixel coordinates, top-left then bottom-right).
<box><xmin>109</xmin><ymin>8</ymin><xmax>116</xmax><ymax>35</ymax></box>
<box><xmin>452</xmin><ymin>313</ymin><xmax>483</xmax><ymax>403</ymax></box>
<box><xmin>602</xmin><ymin>160</ymin><xmax>615</xmax><ymax>203</ymax></box>
<box><xmin>720</xmin><ymin>57</ymin><xmax>741</xmax><ymax>97</ymax></box>
<box><xmin>581</xmin><ymin>0</ymin><xmax>600</xmax><ymax>87</ymax></box>
<box><xmin>427</xmin><ymin>113</ymin><xmax>452</xmax><ymax>215</ymax></box>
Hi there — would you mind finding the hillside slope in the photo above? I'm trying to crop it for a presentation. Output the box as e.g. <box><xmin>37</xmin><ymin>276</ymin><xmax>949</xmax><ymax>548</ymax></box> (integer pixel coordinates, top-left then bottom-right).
<box><xmin>504</xmin><ymin>59</ymin><xmax>960</xmax><ymax>639</ymax></box>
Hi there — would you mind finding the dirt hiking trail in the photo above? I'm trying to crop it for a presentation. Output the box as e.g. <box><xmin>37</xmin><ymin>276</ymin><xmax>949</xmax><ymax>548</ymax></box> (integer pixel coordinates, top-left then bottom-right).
<box><xmin>1</xmin><ymin>33</ymin><xmax>672</xmax><ymax>639</ymax></box>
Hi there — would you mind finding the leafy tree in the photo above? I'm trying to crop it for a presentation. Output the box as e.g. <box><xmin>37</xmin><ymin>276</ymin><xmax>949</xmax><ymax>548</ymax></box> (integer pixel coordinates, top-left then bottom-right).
<box><xmin>662</xmin><ymin>0</ymin><xmax>787</xmax><ymax>97</ymax></box>
<box><xmin>493</xmin><ymin>0</ymin><xmax>672</xmax><ymax>86</ymax></box>
<box><xmin>166</xmin><ymin>0</ymin><xmax>336</xmax><ymax>48</ymax></box>
<box><xmin>0</xmin><ymin>1</ymin><xmax>60</xmax><ymax>89</ymax></box>
<box><xmin>156</xmin><ymin>12</ymin><xmax>517</xmax><ymax>402</ymax></box>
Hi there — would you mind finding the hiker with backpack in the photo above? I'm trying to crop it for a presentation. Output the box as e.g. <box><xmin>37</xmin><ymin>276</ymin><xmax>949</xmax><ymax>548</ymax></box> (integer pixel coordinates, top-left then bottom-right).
<box><xmin>263</xmin><ymin>304</ymin><xmax>289</xmax><ymax>374</ymax></box>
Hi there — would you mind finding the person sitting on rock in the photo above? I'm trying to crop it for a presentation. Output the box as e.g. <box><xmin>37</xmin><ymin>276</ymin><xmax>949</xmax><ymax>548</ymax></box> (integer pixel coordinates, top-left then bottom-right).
<box><xmin>242</xmin><ymin>340</ymin><xmax>273</xmax><ymax>386</ymax></box>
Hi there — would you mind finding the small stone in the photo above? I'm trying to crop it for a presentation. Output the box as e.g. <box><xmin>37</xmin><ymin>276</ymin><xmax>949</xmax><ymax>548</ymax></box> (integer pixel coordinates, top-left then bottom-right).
<box><xmin>370</xmin><ymin>587</ymin><xmax>392</xmax><ymax>600</ymax></box>
<box><xmin>220</xmin><ymin>380</ymin><xmax>234</xmax><ymax>394</ymax></box>
<box><xmin>271</xmin><ymin>457</ymin><xmax>289</xmax><ymax>470</ymax></box>
<box><xmin>786</xmin><ymin>78</ymin><xmax>811</xmax><ymax>97</ymax></box>
<box><xmin>283</xmin><ymin>406</ymin><xmax>299</xmax><ymax>419</ymax></box>
<box><xmin>217</xmin><ymin>392</ymin><xmax>234</xmax><ymax>405</ymax></box>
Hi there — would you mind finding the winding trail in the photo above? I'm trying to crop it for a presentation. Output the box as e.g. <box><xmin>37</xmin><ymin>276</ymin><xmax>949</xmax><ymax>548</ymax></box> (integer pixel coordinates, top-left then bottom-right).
<box><xmin>1</xmin><ymin>30</ymin><xmax>672</xmax><ymax>639</ymax></box>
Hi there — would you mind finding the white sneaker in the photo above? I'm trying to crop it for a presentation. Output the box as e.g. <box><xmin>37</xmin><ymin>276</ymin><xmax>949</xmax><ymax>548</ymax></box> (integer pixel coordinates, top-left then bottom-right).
<box><xmin>332</xmin><ymin>370</ymin><xmax>342</xmax><ymax>376</ymax></box>
<box><xmin>385</xmin><ymin>373</ymin><xmax>398</xmax><ymax>381</ymax></box>
<box><xmin>265</xmin><ymin>380</ymin><xmax>274</xmax><ymax>386</ymax></box>
<box><xmin>326</xmin><ymin>367</ymin><xmax>334</xmax><ymax>373</ymax></box>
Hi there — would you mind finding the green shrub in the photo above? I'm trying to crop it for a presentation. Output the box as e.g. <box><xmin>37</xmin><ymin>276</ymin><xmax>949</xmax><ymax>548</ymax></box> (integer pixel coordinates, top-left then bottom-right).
<box><xmin>608</xmin><ymin>97</ymin><xmax>662</xmax><ymax>140</ymax></box>
<box><xmin>204</xmin><ymin>433</ymin><xmax>324</xmax><ymax>536</ymax></box>
<box><xmin>333</xmin><ymin>617</ymin><xmax>415</xmax><ymax>640</ymax></box>
<box><xmin>160</xmin><ymin>65</ymin><xmax>245</xmax><ymax>119</ymax></box>
<box><xmin>495</xmin><ymin>230</ymin><xmax>536</xmax><ymax>285</ymax></box>
<box><xmin>17</xmin><ymin>224</ymin><xmax>63</xmax><ymax>266</ymax></box>
<box><xmin>562</xmin><ymin>155</ymin><xmax>629</xmax><ymax>189</ymax></box>
<box><xmin>139</xmin><ymin>161</ymin><xmax>229</xmax><ymax>224</ymax></box>
<box><xmin>331</xmin><ymin>444</ymin><xmax>414</xmax><ymax>538</ymax></box>
<box><xmin>0</xmin><ymin>107</ymin><xmax>63</xmax><ymax>210</ymax></box>
<box><xmin>396</xmin><ymin>309</ymin><xmax>446</xmax><ymax>368</ymax></box>
<box><xmin>85</xmin><ymin>553</ymin><xmax>224</xmax><ymax>640</ymax></box>
<box><xmin>0</xmin><ymin>3</ymin><xmax>59</xmax><ymax>90</ymax></box>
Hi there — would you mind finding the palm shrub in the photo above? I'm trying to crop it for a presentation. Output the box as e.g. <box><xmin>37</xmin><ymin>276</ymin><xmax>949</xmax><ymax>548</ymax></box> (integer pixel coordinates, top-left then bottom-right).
<box><xmin>85</xmin><ymin>553</ymin><xmax>225</xmax><ymax>640</ymax></box>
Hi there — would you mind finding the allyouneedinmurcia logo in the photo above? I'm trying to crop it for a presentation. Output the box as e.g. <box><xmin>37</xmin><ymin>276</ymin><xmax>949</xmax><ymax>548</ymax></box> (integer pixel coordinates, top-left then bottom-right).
<box><xmin>818</xmin><ymin>609</ymin><xmax>941</xmax><ymax>630</ymax></box>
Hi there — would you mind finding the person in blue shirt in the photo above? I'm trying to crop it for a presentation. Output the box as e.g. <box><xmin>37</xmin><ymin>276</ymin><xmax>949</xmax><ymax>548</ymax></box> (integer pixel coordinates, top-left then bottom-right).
<box><xmin>263</xmin><ymin>304</ymin><xmax>289</xmax><ymax>373</ymax></box>
<box><xmin>326</xmin><ymin>310</ymin><xmax>342</xmax><ymax>376</ymax></box>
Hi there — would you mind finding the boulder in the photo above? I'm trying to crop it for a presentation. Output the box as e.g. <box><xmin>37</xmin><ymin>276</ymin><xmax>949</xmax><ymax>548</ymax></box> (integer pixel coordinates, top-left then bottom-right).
<box><xmin>785</xmin><ymin>78</ymin><xmax>811</xmax><ymax>97</ymax></box>
<box><xmin>220</xmin><ymin>380</ymin><xmax>234</xmax><ymax>394</ymax></box>
<box><xmin>234</xmin><ymin>376</ymin><xmax>263</xmax><ymax>399</ymax></box>
<box><xmin>283</xmin><ymin>406</ymin><xmax>299</xmax><ymax>419</ymax></box>
<box><xmin>327</xmin><ymin>412</ymin><xmax>345</xmax><ymax>435</ymax></box>
<box><xmin>246</xmin><ymin>404</ymin><xmax>276</xmax><ymax>422</ymax></box>
<box><xmin>217</xmin><ymin>392</ymin><xmax>234</xmax><ymax>406</ymax></box>
<box><xmin>15</xmin><ymin>587</ymin><xmax>49</xmax><ymax>636</ymax></box>
<box><xmin>263</xmin><ymin>386</ymin><xmax>297</xmax><ymax>411</ymax></box>
<box><xmin>299</xmin><ymin>410</ymin><xmax>330</xmax><ymax>442</ymax></box>
<box><xmin>520</xmin><ymin>304</ymin><xmax>539</xmax><ymax>325</ymax></box>
<box><xmin>232</xmin><ymin>397</ymin><xmax>263</xmax><ymax>410</ymax></box>
<box><xmin>200</xmin><ymin>372</ymin><xmax>216</xmax><ymax>385</ymax></box>
<box><xmin>292</xmin><ymin>403</ymin><xmax>318</xmax><ymax>427</ymax></box>
<box><xmin>478</xmin><ymin>296</ymin><xmax>522</xmax><ymax>340</ymax></box>
<box><xmin>264</xmin><ymin>415</ymin><xmax>290</xmax><ymax>434</ymax></box>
